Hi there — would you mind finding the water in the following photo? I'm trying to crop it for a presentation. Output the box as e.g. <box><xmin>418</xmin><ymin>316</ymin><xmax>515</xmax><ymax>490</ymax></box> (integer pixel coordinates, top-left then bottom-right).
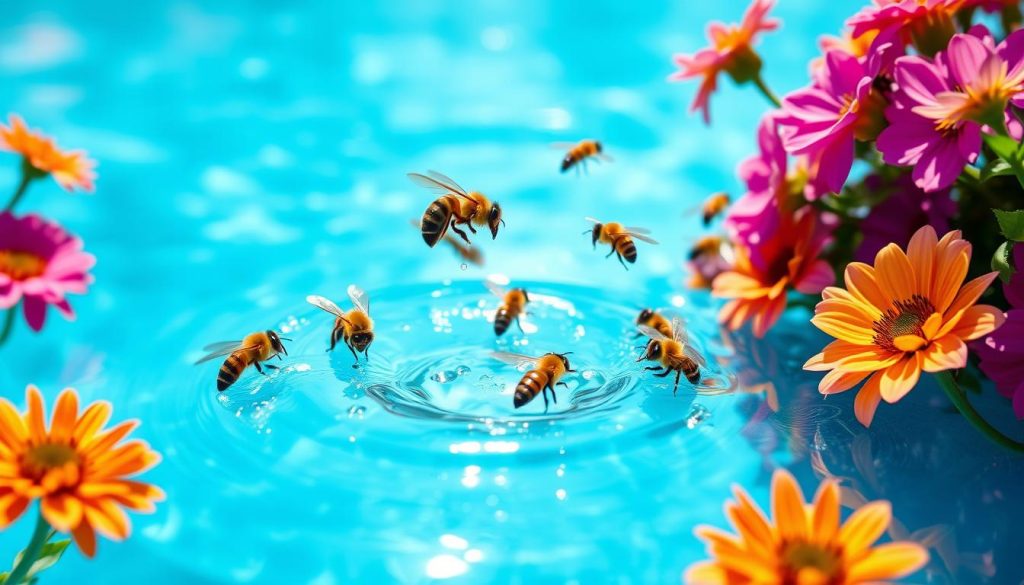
<box><xmin>1</xmin><ymin>1</ymin><xmax>1023</xmax><ymax>584</ymax></box>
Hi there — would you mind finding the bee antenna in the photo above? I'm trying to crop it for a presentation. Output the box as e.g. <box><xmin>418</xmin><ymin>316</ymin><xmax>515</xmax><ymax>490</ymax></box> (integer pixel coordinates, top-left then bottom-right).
<box><xmin>280</xmin><ymin>337</ymin><xmax>293</xmax><ymax>342</ymax></box>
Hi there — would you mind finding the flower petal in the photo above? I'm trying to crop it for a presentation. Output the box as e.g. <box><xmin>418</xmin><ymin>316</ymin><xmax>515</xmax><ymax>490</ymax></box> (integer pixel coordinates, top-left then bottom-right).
<box><xmin>880</xmin><ymin>353</ymin><xmax>922</xmax><ymax>404</ymax></box>
<box><xmin>846</xmin><ymin>542</ymin><xmax>929</xmax><ymax>582</ymax></box>
<box><xmin>921</xmin><ymin>335</ymin><xmax>967</xmax><ymax>372</ymax></box>
<box><xmin>838</xmin><ymin>500</ymin><xmax>892</xmax><ymax>556</ymax></box>
<box><xmin>771</xmin><ymin>469</ymin><xmax>807</xmax><ymax>541</ymax></box>
<box><xmin>855</xmin><ymin>371</ymin><xmax>884</xmax><ymax>427</ymax></box>
<box><xmin>949</xmin><ymin>305</ymin><xmax>1005</xmax><ymax>341</ymax></box>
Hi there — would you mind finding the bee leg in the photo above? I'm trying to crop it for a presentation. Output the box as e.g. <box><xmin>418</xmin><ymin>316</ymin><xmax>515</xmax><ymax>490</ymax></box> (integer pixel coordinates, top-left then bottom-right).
<box><xmin>644</xmin><ymin>366</ymin><xmax>664</xmax><ymax>372</ymax></box>
<box><xmin>364</xmin><ymin>346</ymin><xmax>370</xmax><ymax>363</ymax></box>
<box><xmin>265</xmin><ymin>364</ymin><xmax>279</xmax><ymax>370</ymax></box>
<box><xmin>450</xmin><ymin>221</ymin><xmax>472</xmax><ymax>244</ymax></box>
<box><xmin>674</xmin><ymin>370</ymin><xmax>682</xmax><ymax>396</ymax></box>
<box><xmin>655</xmin><ymin>368</ymin><xmax>673</xmax><ymax>378</ymax></box>
<box><xmin>557</xmin><ymin>381</ymin><xmax>569</xmax><ymax>388</ymax></box>
<box><xmin>617</xmin><ymin>253</ymin><xmax>629</xmax><ymax>271</ymax></box>
<box><xmin>515</xmin><ymin>317</ymin><xmax>525</xmax><ymax>333</ymax></box>
<box><xmin>254</xmin><ymin>361</ymin><xmax>266</xmax><ymax>375</ymax></box>
<box><xmin>346</xmin><ymin>342</ymin><xmax>359</xmax><ymax>364</ymax></box>
<box><xmin>542</xmin><ymin>387</ymin><xmax>550</xmax><ymax>410</ymax></box>
<box><xmin>328</xmin><ymin>330</ymin><xmax>338</xmax><ymax>352</ymax></box>
<box><xmin>546</xmin><ymin>380</ymin><xmax>558</xmax><ymax>405</ymax></box>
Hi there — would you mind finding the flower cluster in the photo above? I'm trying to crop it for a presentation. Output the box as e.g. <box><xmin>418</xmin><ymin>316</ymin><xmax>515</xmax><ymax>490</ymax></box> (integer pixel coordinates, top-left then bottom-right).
<box><xmin>671</xmin><ymin>2</ymin><xmax>1024</xmax><ymax>444</ymax></box>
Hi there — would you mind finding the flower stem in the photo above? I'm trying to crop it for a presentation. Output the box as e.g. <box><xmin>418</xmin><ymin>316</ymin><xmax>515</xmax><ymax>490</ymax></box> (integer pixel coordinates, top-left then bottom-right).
<box><xmin>0</xmin><ymin>304</ymin><xmax>15</xmax><ymax>348</ymax></box>
<box><xmin>5</xmin><ymin>511</ymin><xmax>53</xmax><ymax>585</ymax></box>
<box><xmin>752</xmin><ymin>74</ymin><xmax>782</xmax><ymax>108</ymax></box>
<box><xmin>3</xmin><ymin>167</ymin><xmax>34</xmax><ymax>213</ymax></box>
<box><xmin>935</xmin><ymin>370</ymin><xmax>1024</xmax><ymax>453</ymax></box>
<box><xmin>961</xmin><ymin>164</ymin><xmax>980</xmax><ymax>182</ymax></box>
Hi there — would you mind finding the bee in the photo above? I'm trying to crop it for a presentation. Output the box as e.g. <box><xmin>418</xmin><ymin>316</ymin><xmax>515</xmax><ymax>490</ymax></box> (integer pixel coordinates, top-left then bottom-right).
<box><xmin>585</xmin><ymin>217</ymin><xmax>659</xmax><ymax>269</ymax></box>
<box><xmin>409</xmin><ymin>170</ymin><xmax>504</xmax><ymax>248</ymax></box>
<box><xmin>636</xmin><ymin>318</ymin><xmax>707</xmax><ymax>394</ymax></box>
<box><xmin>195</xmin><ymin>330</ymin><xmax>289</xmax><ymax>391</ymax></box>
<box><xmin>485</xmin><ymin>280</ymin><xmax>529</xmax><ymax>336</ymax></box>
<box><xmin>556</xmin><ymin>139</ymin><xmax>612</xmax><ymax>174</ymax></box>
<box><xmin>408</xmin><ymin>219</ymin><xmax>483</xmax><ymax>266</ymax></box>
<box><xmin>687</xmin><ymin>235</ymin><xmax>729</xmax><ymax>262</ymax></box>
<box><xmin>698</xmin><ymin>192</ymin><xmax>730</xmax><ymax>226</ymax></box>
<box><xmin>491</xmin><ymin>351</ymin><xmax>576</xmax><ymax>409</ymax></box>
<box><xmin>306</xmin><ymin>285</ymin><xmax>374</xmax><ymax>363</ymax></box>
<box><xmin>636</xmin><ymin>308</ymin><xmax>673</xmax><ymax>339</ymax></box>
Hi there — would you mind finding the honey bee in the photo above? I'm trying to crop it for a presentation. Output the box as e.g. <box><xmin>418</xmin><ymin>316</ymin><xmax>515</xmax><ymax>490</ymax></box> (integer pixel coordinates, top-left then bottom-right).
<box><xmin>491</xmin><ymin>351</ymin><xmax>576</xmax><ymax>409</ymax></box>
<box><xmin>636</xmin><ymin>318</ymin><xmax>707</xmax><ymax>394</ymax></box>
<box><xmin>409</xmin><ymin>170</ymin><xmax>504</xmax><ymax>248</ymax></box>
<box><xmin>636</xmin><ymin>308</ymin><xmax>673</xmax><ymax>339</ymax></box>
<box><xmin>699</xmin><ymin>192</ymin><xmax>730</xmax><ymax>226</ymax></box>
<box><xmin>485</xmin><ymin>280</ymin><xmax>530</xmax><ymax>336</ymax></box>
<box><xmin>307</xmin><ymin>285</ymin><xmax>374</xmax><ymax>363</ymax></box>
<box><xmin>408</xmin><ymin>219</ymin><xmax>483</xmax><ymax>266</ymax></box>
<box><xmin>687</xmin><ymin>235</ymin><xmax>730</xmax><ymax>262</ymax></box>
<box><xmin>585</xmin><ymin>217</ymin><xmax>659</xmax><ymax>269</ymax></box>
<box><xmin>195</xmin><ymin>330</ymin><xmax>289</xmax><ymax>391</ymax></box>
<box><xmin>556</xmin><ymin>139</ymin><xmax>612</xmax><ymax>174</ymax></box>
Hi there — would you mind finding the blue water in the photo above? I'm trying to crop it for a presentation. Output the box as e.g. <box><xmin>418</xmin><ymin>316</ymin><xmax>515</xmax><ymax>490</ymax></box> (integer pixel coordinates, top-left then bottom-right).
<box><xmin>2</xmin><ymin>1</ymin><xmax>1023</xmax><ymax>583</ymax></box>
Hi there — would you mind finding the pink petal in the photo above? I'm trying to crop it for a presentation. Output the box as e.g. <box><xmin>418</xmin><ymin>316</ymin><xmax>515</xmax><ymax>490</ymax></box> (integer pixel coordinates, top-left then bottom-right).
<box><xmin>22</xmin><ymin>295</ymin><xmax>48</xmax><ymax>332</ymax></box>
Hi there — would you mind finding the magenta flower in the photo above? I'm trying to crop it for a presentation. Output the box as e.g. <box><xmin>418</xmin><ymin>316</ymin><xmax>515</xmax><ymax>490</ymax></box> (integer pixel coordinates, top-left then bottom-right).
<box><xmin>877</xmin><ymin>26</ymin><xmax>1024</xmax><ymax>192</ymax></box>
<box><xmin>0</xmin><ymin>212</ymin><xmax>95</xmax><ymax>331</ymax></box>
<box><xmin>853</xmin><ymin>174</ymin><xmax>956</xmax><ymax>262</ymax></box>
<box><xmin>776</xmin><ymin>50</ymin><xmax>887</xmax><ymax>195</ymax></box>
<box><xmin>846</xmin><ymin>0</ymin><xmax>962</xmax><ymax>55</ymax></box>
<box><xmin>668</xmin><ymin>0</ymin><xmax>779</xmax><ymax>124</ymax></box>
<box><xmin>975</xmin><ymin>244</ymin><xmax>1024</xmax><ymax>419</ymax></box>
<box><xmin>726</xmin><ymin>114</ymin><xmax>786</xmax><ymax>246</ymax></box>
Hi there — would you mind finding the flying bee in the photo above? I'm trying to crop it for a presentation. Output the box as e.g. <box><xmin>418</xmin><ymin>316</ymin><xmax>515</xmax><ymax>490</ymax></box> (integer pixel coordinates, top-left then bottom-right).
<box><xmin>554</xmin><ymin>139</ymin><xmax>613</xmax><ymax>174</ymax></box>
<box><xmin>636</xmin><ymin>318</ymin><xmax>707</xmax><ymax>394</ymax></box>
<box><xmin>195</xmin><ymin>330</ymin><xmax>289</xmax><ymax>391</ymax></box>
<box><xmin>306</xmin><ymin>285</ymin><xmax>374</xmax><ymax>363</ymax></box>
<box><xmin>636</xmin><ymin>308</ymin><xmax>673</xmax><ymax>339</ymax></box>
<box><xmin>408</xmin><ymin>219</ymin><xmax>483</xmax><ymax>267</ymax></box>
<box><xmin>491</xmin><ymin>351</ymin><xmax>576</xmax><ymax>410</ymax></box>
<box><xmin>409</xmin><ymin>170</ymin><xmax>504</xmax><ymax>248</ymax></box>
<box><xmin>485</xmin><ymin>280</ymin><xmax>530</xmax><ymax>336</ymax></box>
<box><xmin>585</xmin><ymin>217</ymin><xmax>659</xmax><ymax>269</ymax></box>
<box><xmin>687</xmin><ymin>235</ymin><xmax>731</xmax><ymax>262</ymax></box>
<box><xmin>698</xmin><ymin>192</ymin><xmax>730</xmax><ymax>226</ymax></box>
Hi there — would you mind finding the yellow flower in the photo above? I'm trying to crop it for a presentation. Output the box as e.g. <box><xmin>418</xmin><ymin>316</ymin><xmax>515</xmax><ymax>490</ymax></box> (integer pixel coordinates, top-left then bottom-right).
<box><xmin>685</xmin><ymin>469</ymin><xmax>929</xmax><ymax>584</ymax></box>
<box><xmin>0</xmin><ymin>385</ymin><xmax>163</xmax><ymax>557</ymax></box>
<box><xmin>803</xmin><ymin>226</ymin><xmax>1004</xmax><ymax>427</ymax></box>
<box><xmin>0</xmin><ymin>115</ymin><xmax>96</xmax><ymax>192</ymax></box>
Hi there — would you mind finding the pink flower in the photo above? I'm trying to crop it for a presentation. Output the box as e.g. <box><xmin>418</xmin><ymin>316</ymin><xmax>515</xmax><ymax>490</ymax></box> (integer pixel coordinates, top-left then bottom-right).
<box><xmin>0</xmin><ymin>212</ymin><xmax>95</xmax><ymax>331</ymax></box>
<box><xmin>854</xmin><ymin>174</ymin><xmax>956</xmax><ymax>262</ymax></box>
<box><xmin>668</xmin><ymin>0</ymin><xmax>779</xmax><ymax>124</ymax></box>
<box><xmin>726</xmin><ymin>114</ymin><xmax>787</xmax><ymax>246</ymax></box>
<box><xmin>877</xmin><ymin>26</ymin><xmax>1024</xmax><ymax>191</ymax></box>
<box><xmin>776</xmin><ymin>50</ymin><xmax>888</xmax><ymax>195</ymax></box>
<box><xmin>975</xmin><ymin>244</ymin><xmax>1024</xmax><ymax>419</ymax></box>
<box><xmin>847</xmin><ymin>0</ymin><xmax>963</xmax><ymax>55</ymax></box>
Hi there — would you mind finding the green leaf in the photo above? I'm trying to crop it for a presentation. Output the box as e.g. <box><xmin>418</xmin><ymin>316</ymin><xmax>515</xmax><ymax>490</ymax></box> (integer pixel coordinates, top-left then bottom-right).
<box><xmin>993</xmin><ymin>210</ymin><xmax>1024</xmax><ymax>241</ymax></box>
<box><xmin>992</xmin><ymin>240</ymin><xmax>1014</xmax><ymax>283</ymax></box>
<box><xmin>979</xmin><ymin>158</ymin><xmax>1014</xmax><ymax>182</ymax></box>
<box><xmin>985</xmin><ymin>133</ymin><xmax>1024</xmax><ymax>163</ymax></box>
<box><xmin>7</xmin><ymin>541</ymin><xmax>70</xmax><ymax>584</ymax></box>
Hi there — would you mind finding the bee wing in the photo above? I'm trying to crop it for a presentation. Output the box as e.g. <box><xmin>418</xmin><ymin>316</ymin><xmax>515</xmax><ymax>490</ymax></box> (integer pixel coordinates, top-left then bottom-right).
<box><xmin>626</xmin><ymin>232</ymin><xmax>659</xmax><ymax>245</ymax></box>
<box><xmin>490</xmin><ymin>351</ymin><xmax>540</xmax><ymax>369</ymax></box>
<box><xmin>306</xmin><ymin>295</ymin><xmax>347</xmax><ymax>319</ymax></box>
<box><xmin>623</xmin><ymin>226</ymin><xmax>652</xmax><ymax>234</ymax></box>
<box><xmin>194</xmin><ymin>341</ymin><xmax>246</xmax><ymax>364</ymax></box>
<box><xmin>407</xmin><ymin>172</ymin><xmax>468</xmax><ymax>197</ymax></box>
<box><xmin>347</xmin><ymin>284</ymin><xmax>370</xmax><ymax>315</ymax></box>
<box><xmin>550</xmin><ymin>142</ymin><xmax>578</xmax><ymax>150</ymax></box>
<box><xmin>637</xmin><ymin>325</ymin><xmax>671</xmax><ymax>341</ymax></box>
<box><xmin>584</xmin><ymin>216</ymin><xmax>603</xmax><ymax>224</ymax></box>
<box><xmin>670</xmin><ymin>317</ymin><xmax>688</xmax><ymax>344</ymax></box>
<box><xmin>597</xmin><ymin>152</ymin><xmax>614</xmax><ymax>163</ymax></box>
<box><xmin>684</xmin><ymin>343</ymin><xmax>707</xmax><ymax>368</ymax></box>
<box><xmin>484</xmin><ymin>280</ymin><xmax>507</xmax><ymax>298</ymax></box>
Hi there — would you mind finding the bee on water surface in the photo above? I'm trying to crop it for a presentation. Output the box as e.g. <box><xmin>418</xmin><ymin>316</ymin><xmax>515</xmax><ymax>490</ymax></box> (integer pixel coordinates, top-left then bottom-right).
<box><xmin>555</xmin><ymin>139</ymin><xmax>612</xmax><ymax>174</ymax></box>
<box><xmin>408</xmin><ymin>219</ymin><xmax>483</xmax><ymax>267</ymax></box>
<box><xmin>697</xmin><ymin>192</ymin><xmax>730</xmax><ymax>226</ymax></box>
<box><xmin>409</xmin><ymin>170</ymin><xmax>504</xmax><ymax>248</ymax></box>
<box><xmin>585</xmin><ymin>217</ymin><xmax>659</xmax><ymax>269</ymax></box>
<box><xmin>491</xmin><ymin>351</ymin><xmax>576</xmax><ymax>410</ymax></box>
<box><xmin>636</xmin><ymin>318</ymin><xmax>707</xmax><ymax>394</ymax></box>
<box><xmin>636</xmin><ymin>308</ymin><xmax>673</xmax><ymax>339</ymax></box>
<box><xmin>195</xmin><ymin>330</ymin><xmax>289</xmax><ymax>391</ymax></box>
<box><xmin>485</xmin><ymin>280</ymin><xmax>530</xmax><ymax>336</ymax></box>
<box><xmin>307</xmin><ymin>285</ymin><xmax>375</xmax><ymax>363</ymax></box>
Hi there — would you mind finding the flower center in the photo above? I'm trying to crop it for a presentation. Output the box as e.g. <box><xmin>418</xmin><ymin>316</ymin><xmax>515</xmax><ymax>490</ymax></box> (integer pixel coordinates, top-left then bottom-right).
<box><xmin>0</xmin><ymin>249</ymin><xmax>47</xmax><ymax>281</ymax></box>
<box><xmin>780</xmin><ymin>540</ymin><xmax>844</xmax><ymax>584</ymax></box>
<box><xmin>22</xmin><ymin>442</ymin><xmax>81</xmax><ymax>479</ymax></box>
<box><xmin>872</xmin><ymin>294</ymin><xmax>936</xmax><ymax>351</ymax></box>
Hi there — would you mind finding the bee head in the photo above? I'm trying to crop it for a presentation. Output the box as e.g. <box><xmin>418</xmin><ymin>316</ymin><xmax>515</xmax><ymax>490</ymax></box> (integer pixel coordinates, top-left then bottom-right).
<box><xmin>351</xmin><ymin>331</ymin><xmax>374</xmax><ymax>353</ymax></box>
<box><xmin>590</xmin><ymin>223</ymin><xmax>602</xmax><ymax>249</ymax></box>
<box><xmin>518</xmin><ymin>288</ymin><xmax>530</xmax><ymax>303</ymax></box>
<box><xmin>488</xmin><ymin>203</ymin><xmax>504</xmax><ymax>239</ymax></box>
<box><xmin>267</xmin><ymin>330</ymin><xmax>288</xmax><ymax>356</ymax></box>
<box><xmin>554</xmin><ymin>352</ymin><xmax>573</xmax><ymax>372</ymax></box>
<box><xmin>637</xmin><ymin>339</ymin><xmax>659</xmax><ymax>362</ymax></box>
<box><xmin>594</xmin><ymin>141</ymin><xmax>603</xmax><ymax>153</ymax></box>
<box><xmin>637</xmin><ymin>308</ymin><xmax>654</xmax><ymax>325</ymax></box>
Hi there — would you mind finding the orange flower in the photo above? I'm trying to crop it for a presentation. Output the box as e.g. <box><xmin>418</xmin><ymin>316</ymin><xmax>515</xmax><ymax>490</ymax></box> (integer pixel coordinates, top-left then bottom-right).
<box><xmin>803</xmin><ymin>226</ymin><xmax>1004</xmax><ymax>427</ymax></box>
<box><xmin>0</xmin><ymin>115</ymin><xmax>96</xmax><ymax>192</ymax></box>
<box><xmin>0</xmin><ymin>386</ymin><xmax>163</xmax><ymax>557</ymax></box>
<box><xmin>713</xmin><ymin>209</ymin><xmax>834</xmax><ymax>338</ymax></box>
<box><xmin>685</xmin><ymin>469</ymin><xmax>929</xmax><ymax>584</ymax></box>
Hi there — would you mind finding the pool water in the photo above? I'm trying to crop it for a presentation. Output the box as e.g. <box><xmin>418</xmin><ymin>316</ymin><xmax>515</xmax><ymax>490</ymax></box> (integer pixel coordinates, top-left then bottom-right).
<box><xmin>1</xmin><ymin>1</ymin><xmax>1023</xmax><ymax>583</ymax></box>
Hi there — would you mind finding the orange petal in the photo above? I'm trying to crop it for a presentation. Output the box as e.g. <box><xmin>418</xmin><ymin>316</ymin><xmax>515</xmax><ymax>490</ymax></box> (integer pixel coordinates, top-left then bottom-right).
<box><xmin>907</xmin><ymin>225</ymin><xmax>937</xmax><ymax>295</ymax></box>
<box><xmin>855</xmin><ymin>372</ymin><xmax>884</xmax><ymax>427</ymax></box>
<box><xmin>845</xmin><ymin>542</ymin><xmax>929</xmax><ymax>582</ymax></box>
<box><xmin>844</xmin><ymin>263</ymin><xmax>890</xmax><ymax>311</ymax></box>
<box><xmin>810</xmin><ymin>313</ymin><xmax>877</xmax><ymax>345</ymax></box>
<box><xmin>931</xmin><ymin>239</ymin><xmax>970</xmax><ymax>313</ymax></box>
<box><xmin>921</xmin><ymin>335</ymin><xmax>967</xmax><ymax>373</ymax></box>
<box><xmin>920</xmin><ymin>312</ymin><xmax>942</xmax><ymax>340</ymax></box>
<box><xmin>25</xmin><ymin>385</ymin><xmax>47</xmax><ymax>442</ymax></box>
<box><xmin>818</xmin><ymin>368</ymin><xmax>871</xmax><ymax>395</ymax></box>
<box><xmin>726</xmin><ymin>486</ymin><xmax>774</xmax><ymax>557</ymax></box>
<box><xmin>893</xmin><ymin>334</ymin><xmax>927</xmax><ymax>352</ymax></box>
<box><xmin>71</xmin><ymin>519</ymin><xmax>98</xmax><ymax>558</ymax></box>
<box><xmin>810</xmin><ymin>480</ymin><xmax>840</xmax><ymax>544</ymax></box>
<box><xmin>948</xmin><ymin>305</ymin><xmax>1005</xmax><ymax>341</ymax></box>
<box><xmin>838</xmin><ymin>500</ymin><xmax>892</xmax><ymax>556</ymax></box>
<box><xmin>80</xmin><ymin>420</ymin><xmax>138</xmax><ymax>458</ymax></box>
<box><xmin>771</xmin><ymin>469</ymin><xmax>807</xmax><ymax>541</ymax></box>
<box><xmin>0</xmin><ymin>493</ymin><xmax>30</xmax><ymax>528</ymax></box>
<box><xmin>752</xmin><ymin>294</ymin><xmax>786</xmax><ymax>338</ymax></box>
<box><xmin>41</xmin><ymin>493</ymin><xmax>84</xmax><ymax>532</ymax></box>
<box><xmin>812</xmin><ymin>339</ymin><xmax>900</xmax><ymax>375</ymax></box>
<box><xmin>874</xmin><ymin>243</ymin><xmax>917</xmax><ymax>301</ymax></box>
<box><xmin>0</xmin><ymin>398</ymin><xmax>27</xmax><ymax>449</ymax></box>
<box><xmin>49</xmin><ymin>389</ymin><xmax>79</xmax><ymax>444</ymax></box>
<box><xmin>683</xmin><ymin>561</ymin><xmax>727</xmax><ymax>585</ymax></box>
<box><xmin>944</xmin><ymin>272</ymin><xmax>998</xmax><ymax>320</ymax></box>
<box><xmin>73</xmin><ymin>400</ymin><xmax>112</xmax><ymax>445</ymax></box>
<box><xmin>84</xmin><ymin>499</ymin><xmax>131</xmax><ymax>540</ymax></box>
<box><xmin>814</xmin><ymin>297</ymin><xmax>879</xmax><ymax>327</ymax></box>
<box><xmin>879</xmin><ymin>354</ymin><xmax>922</xmax><ymax>404</ymax></box>
<box><xmin>712</xmin><ymin>272</ymin><xmax>769</xmax><ymax>299</ymax></box>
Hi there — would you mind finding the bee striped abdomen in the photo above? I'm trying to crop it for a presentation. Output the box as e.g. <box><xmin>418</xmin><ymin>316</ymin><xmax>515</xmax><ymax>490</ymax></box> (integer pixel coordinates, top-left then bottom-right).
<box><xmin>421</xmin><ymin>195</ymin><xmax>458</xmax><ymax>247</ymax></box>
<box><xmin>683</xmin><ymin>362</ymin><xmax>701</xmax><ymax>384</ymax></box>
<box><xmin>617</xmin><ymin>236</ymin><xmax>637</xmax><ymax>263</ymax></box>
<box><xmin>217</xmin><ymin>353</ymin><xmax>248</xmax><ymax>391</ymax></box>
<box><xmin>514</xmin><ymin>370</ymin><xmax>549</xmax><ymax>408</ymax></box>
<box><xmin>494</xmin><ymin>307</ymin><xmax>512</xmax><ymax>336</ymax></box>
<box><xmin>561</xmin><ymin>153</ymin><xmax>578</xmax><ymax>172</ymax></box>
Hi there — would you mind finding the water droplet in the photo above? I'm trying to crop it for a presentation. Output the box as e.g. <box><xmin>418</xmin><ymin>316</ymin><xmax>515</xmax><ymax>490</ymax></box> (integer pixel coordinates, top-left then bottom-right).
<box><xmin>460</xmin><ymin>263</ymin><xmax>468</xmax><ymax>270</ymax></box>
<box><xmin>432</xmin><ymin>365</ymin><xmax>471</xmax><ymax>383</ymax></box>
<box><xmin>686</xmin><ymin>403</ymin><xmax>712</xmax><ymax>429</ymax></box>
<box><xmin>347</xmin><ymin>405</ymin><xmax>366</xmax><ymax>419</ymax></box>
<box><xmin>581</xmin><ymin>370</ymin><xmax>595</xmax><ymax>380</ymax></box>
<box><xmin>812</xmin><ymin>429</ymin><xmax>827</xmax><ymax>452</ymax></box>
